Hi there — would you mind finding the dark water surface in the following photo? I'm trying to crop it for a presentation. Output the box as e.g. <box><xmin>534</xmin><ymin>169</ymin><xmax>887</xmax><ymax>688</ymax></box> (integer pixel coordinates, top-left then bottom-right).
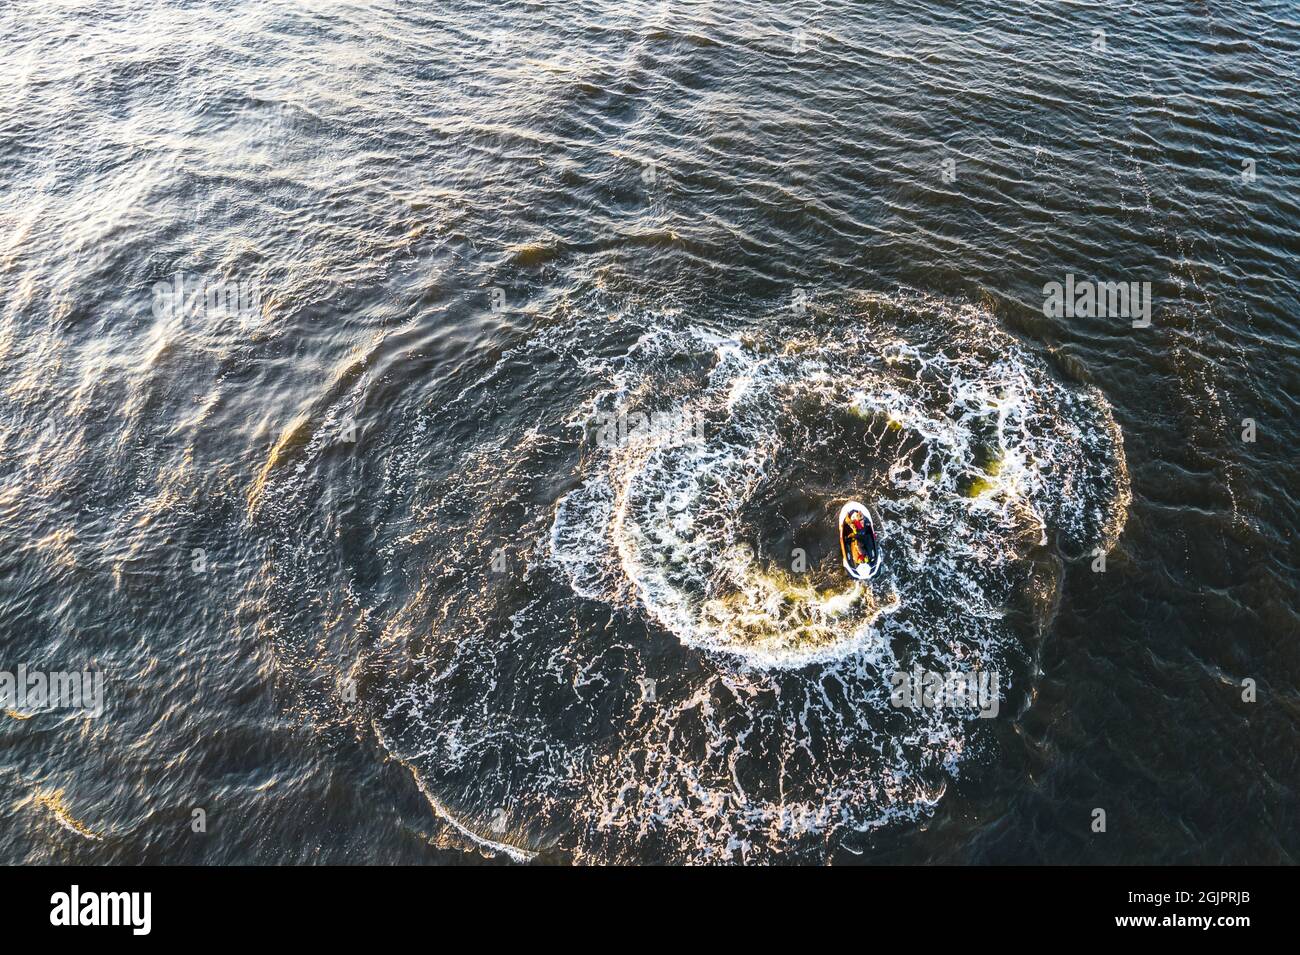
<box><xmin>1</xmin><ymin>0</ymin><xmax>1297</xmax><ymax>864</ymax></box>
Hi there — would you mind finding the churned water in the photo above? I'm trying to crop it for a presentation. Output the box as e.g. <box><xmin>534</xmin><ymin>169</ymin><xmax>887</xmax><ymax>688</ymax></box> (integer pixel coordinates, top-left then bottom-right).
<box><xmin>0</xmin><ymin>0</ymin><xmax>1296</xmax><ymax>863</ymax></box>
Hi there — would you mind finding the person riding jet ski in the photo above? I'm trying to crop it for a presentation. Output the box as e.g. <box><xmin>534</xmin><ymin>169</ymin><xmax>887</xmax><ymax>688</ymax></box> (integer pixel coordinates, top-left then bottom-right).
<box><xmin>839</xmin><ymin>501</ymin><xmax>882</xmax><ymax>580</ymax></box>
<box><xmin>844</xmin><ymin>509</ymin><xmax>878</xmax><ymax>565</ymax></box>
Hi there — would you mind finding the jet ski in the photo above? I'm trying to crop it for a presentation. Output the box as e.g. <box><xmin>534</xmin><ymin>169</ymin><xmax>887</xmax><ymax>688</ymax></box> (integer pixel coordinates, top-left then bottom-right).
<box><xmin>839</xmin><ymin>501</ymin><xmax>882</xmax><ymax>580</ymax></box>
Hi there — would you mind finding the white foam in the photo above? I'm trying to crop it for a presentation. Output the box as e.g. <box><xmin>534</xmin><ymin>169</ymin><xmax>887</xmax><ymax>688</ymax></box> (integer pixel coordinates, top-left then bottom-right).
<box><xmin>373</xmin><ymin>293</ymin><xmax>1130</xmax><ymax>863</ymax></box>
<box><xmin>550</xmin><ymin>304</ymin><xmax>1128</xmax><ymax>671</ymax></box>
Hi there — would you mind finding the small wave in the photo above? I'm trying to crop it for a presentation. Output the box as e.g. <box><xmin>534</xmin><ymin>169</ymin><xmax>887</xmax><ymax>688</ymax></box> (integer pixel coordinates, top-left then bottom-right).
<box><xmin>25</xmin><ymin>787</ymin><xmax>103</xmax><ymax>842</ymax></box>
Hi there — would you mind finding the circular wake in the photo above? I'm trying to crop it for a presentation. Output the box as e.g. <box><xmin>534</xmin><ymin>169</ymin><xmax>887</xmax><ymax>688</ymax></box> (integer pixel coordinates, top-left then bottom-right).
<box><xmin>255</xmin><ymin>288</ymin><xmax>1129</xmax><ymax>863</ymax></box>
<box><xmin>552</xmin><ymin>295</ymin><xmax>1129</xmax><ymax>670</ymax></box>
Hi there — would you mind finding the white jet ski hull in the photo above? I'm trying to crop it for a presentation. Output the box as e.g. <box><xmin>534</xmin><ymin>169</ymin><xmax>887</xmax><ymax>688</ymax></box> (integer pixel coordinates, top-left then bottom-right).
<box><xmin>839</xmin><ymin>500</ymin><xmax>883</xmax><ymax>580</ymax></box>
